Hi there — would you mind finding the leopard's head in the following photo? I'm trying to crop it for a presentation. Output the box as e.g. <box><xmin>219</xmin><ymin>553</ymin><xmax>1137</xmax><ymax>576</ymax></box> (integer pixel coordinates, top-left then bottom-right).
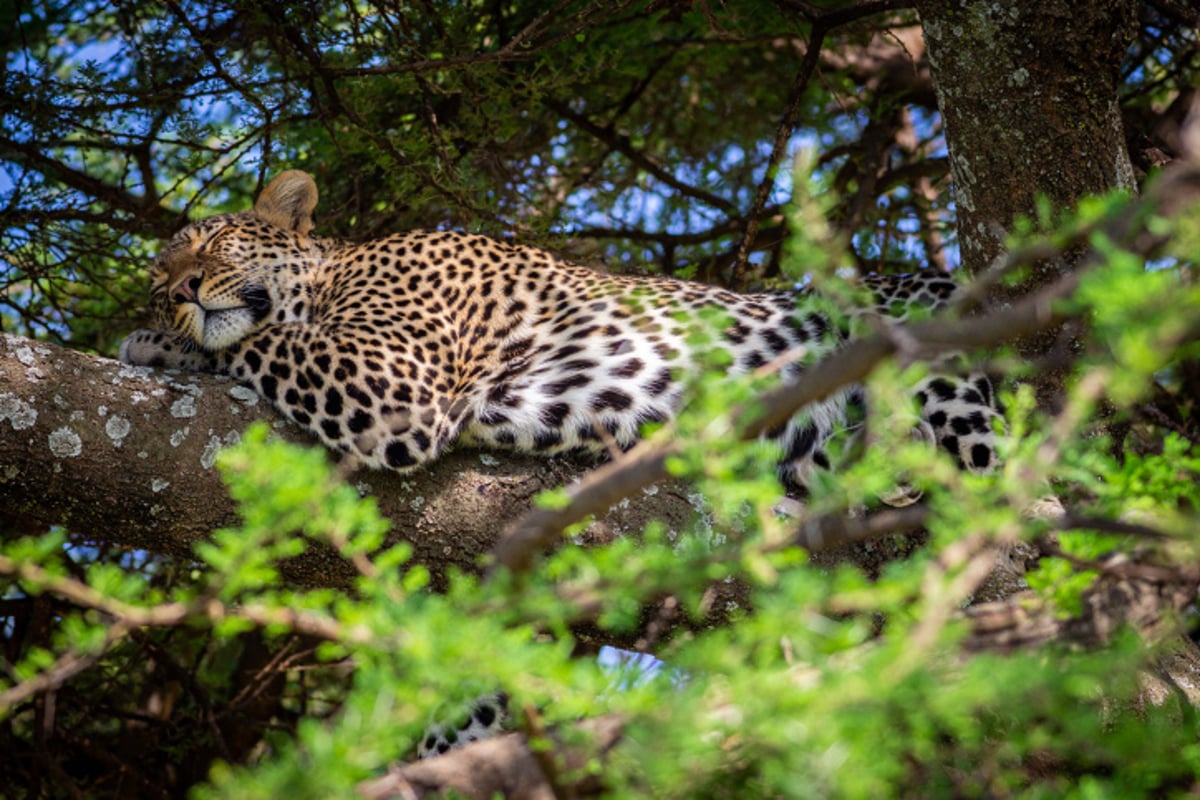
<box><xmin>149</xmin><ymin>170</ymin><xmax>321</xmax><ymax>351</ymax></box>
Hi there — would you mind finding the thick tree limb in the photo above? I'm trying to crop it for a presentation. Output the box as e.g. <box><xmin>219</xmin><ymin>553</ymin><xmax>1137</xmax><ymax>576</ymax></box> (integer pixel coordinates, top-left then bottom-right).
<box><xmin>0</xmin><ymin>332</ymin><xmax>973</xmax><ymax>597</ymax></box>
<box><xmin>4</xmin><ymin>166</ymin><xmax>1196</xmax><ymax>591</ymax></box>
<box><xmin>916</xmin><ymin>0</ymin><xmax>1142</xmax><ymax>275</ymax></box>
<box><xmin>0</xmin><ymin>335</ymin><xmax>699</xmax><ymax>589</ymax></box>
<box><xmin>916</xmin><ymin>0</ymin><xmax>1143</xmax><ymax>407</ymax></box>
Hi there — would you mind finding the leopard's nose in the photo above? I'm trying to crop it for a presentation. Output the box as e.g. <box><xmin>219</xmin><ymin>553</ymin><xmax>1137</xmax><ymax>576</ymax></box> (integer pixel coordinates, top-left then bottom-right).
<box><xmin>171</xmin><ymin>274</ymin><xmax>202</xmax><ymax>304</ymax></box>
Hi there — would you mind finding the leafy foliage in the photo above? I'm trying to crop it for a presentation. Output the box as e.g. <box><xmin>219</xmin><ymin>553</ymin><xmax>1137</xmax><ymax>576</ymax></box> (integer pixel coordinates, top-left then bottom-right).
<box><xmin>4</xmin><ymin>179</ymin><xmax>1200</xmax><ymax>796</ymax></box>
<box><xmin>2</xmin><ymin>1</ymin><xmax>1200</xmax><ymax>797</ymax></box>
<box><xmin>6</xmin><ymin>1</ymin><xmax>1190</xmax><ymax>351</ymax></box>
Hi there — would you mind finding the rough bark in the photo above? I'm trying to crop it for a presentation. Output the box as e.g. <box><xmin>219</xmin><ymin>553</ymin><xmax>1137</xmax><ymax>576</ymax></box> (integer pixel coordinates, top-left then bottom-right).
<box><xmin>916</xmin><ymin>0</ymin><xmax>1142</xmax><ymax>405</ymax></box>
<box><xmin>0</xmin><ymin>334</ymin><xmax>699</xmax><ymax>590</ymax></box>
<box><xmin>917</xmin><ymin>0</ymin><xmax>1141</xmax><ymax>273</ymax></box>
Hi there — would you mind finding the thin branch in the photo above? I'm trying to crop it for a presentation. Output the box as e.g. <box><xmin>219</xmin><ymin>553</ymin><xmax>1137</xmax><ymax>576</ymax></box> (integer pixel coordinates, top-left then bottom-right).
<box><xmin>1147</xmin><ymin>0</ymin><xmax>1200</xmax><ymax>30</ymax></box>
<box><xmin>729</xmin><ymin>24</ymin><xmax>823</xmax><ymax>286</ymax></box>
<box><xmin>0</xmin><ymin>547</ymin><xmax>371</xmax><ymax>719</ymax></box>
<box><xmin>564</xmin><ymin>205</ymin><xmax>782</xmax><ymax>245</ymax></box>
<box><xmin>0</xmin><ymin>634</ymin><xmax>115</xmax><ymax>713</ymax></box>
<box><xmin>325</xmin><ymin>0</ymin><xmax>622</xmax><ymax>78</ymax></box>
<box><xmin>162</xmin><ymin>0</ymin><xmax>273</xmax><ymax>124</ymax></box>
<box><xmin>0</xmin><ymin>137</ymin><xmax>182</xmax><ymax>237</ymax></box>
<box><xmin>326</xmin><ymin>48</ymin><xmax>538</xmax><ymax>78</ymax></box>
<box><xmin>490</xmin><ymin>444</ymin><xmax>673</xmax><ymax>577</ymax></box>
<box><xmin>1053</xmin><ymin>514</ymin><xmax>1172</xmax><ymax>540</ymax></box>
<box><xmin>731</xmin><ymin>0</ymin><xmax>912</xmax><ymax>286</ymax></box>
<box><xmin>777</xmin><ymin>0</ymin><xmax>913</xmax><ymax>27</ymax></box>
<box><xmin>790</xmin><ymin>503</ymin><xmax>930</xmax><ymax>552</ymax></box>
<box><xmin>545</xmin><ymin>99</ymin><xmax>737</xmax><ymax>214</ymax></box>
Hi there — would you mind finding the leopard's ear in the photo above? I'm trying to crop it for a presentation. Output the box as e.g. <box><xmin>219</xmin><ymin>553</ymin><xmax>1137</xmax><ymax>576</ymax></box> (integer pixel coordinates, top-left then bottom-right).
<box><xmin>253</xmin><ymin>170</ymin><xmax>319</xmax><ymax>234</ymax></box>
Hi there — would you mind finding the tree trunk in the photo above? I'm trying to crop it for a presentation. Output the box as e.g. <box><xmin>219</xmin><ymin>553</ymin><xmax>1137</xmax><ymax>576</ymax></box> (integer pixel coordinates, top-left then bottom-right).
<box><xmin>918</xmin><ymin>0</ymin><xmax>1140</xmax><ymax>273</ymax></box>
<box><xmin>916</xmin><ymin>0</ymin><xmax>1141</xmax><ymax>404</ymax></box>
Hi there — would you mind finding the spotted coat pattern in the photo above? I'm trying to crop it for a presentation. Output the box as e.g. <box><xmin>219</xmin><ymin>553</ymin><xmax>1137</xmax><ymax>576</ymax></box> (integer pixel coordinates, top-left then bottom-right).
<box><xmin>119</xmin><ymin>170</ymin><xmax>1000</xmax><ymax>495</ymax></box>
<box><xmin>416</xmin><ymin>693</ymin><xmax>508</xmax><ymax>760</ymax></box>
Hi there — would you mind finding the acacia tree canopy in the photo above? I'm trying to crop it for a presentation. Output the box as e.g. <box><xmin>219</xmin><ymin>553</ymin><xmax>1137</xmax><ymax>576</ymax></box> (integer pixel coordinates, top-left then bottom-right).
<box><xmin>4</xmin><ymin>0</ymin><xmax>1182</xmax><ymax>354</ymax></box>
<box><xmin>2</xmin><ymin>2</ymin><xmax>1200</xmax><ymax>798</ymax></box>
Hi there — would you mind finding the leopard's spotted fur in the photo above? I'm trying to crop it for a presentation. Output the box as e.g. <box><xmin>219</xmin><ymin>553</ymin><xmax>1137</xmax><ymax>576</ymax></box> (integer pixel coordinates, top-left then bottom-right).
<box><xmin>120</xmin><ymin>170</ymin><xmax>1001</xmax><ymax>491</ymax></box>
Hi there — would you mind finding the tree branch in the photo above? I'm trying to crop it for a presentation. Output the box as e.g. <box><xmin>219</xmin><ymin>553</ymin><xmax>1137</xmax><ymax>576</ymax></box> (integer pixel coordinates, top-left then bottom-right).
<box><xmin>731</xmin><ymin>0</ymin><xmax>912</xmax><ymax>285</ymax></box>
<box><xmin>0</xmin><ymin>335</ymin><xmax>700</xmax><ymax>590</ymax></box>
<box><xmin>0</xmin><ymin>137</ymin><xmax>182</xmax><ymax>238</ymax></box>
<box><xmin>544</xmin><ymin>99</ymin><xmax>738</xmax><ymax>214</ymax></box>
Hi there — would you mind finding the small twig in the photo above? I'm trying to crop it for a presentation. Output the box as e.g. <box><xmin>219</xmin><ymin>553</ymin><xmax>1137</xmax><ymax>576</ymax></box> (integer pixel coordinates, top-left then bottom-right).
<box><xmin>634</xmin><ymin>595</ymin><xmax>680</xmax><ymax>653</ymax></box>
<box><xmin>547</xmin><ymin>99</ymin><xmax>737</xmax><ymax>215</ymax></box>
<box><xmin>732</xmin><ymin>0</ymin><xmax>912</xmax><ymax>286</ymax></box>
<box><xmin>1136</xmin><ymin>402</ymin><xmax>1199</xmax><ymax>443</ymax></box>
<box><xmin>519</xmin><ymin>703</ymin><xmax>568</xmax><ymax>800</ymax></box>
<box><xmin>226</xmin><ymin>636</ymin><xmax>300</xmax><ymax>712</ymax></box>
<box><xmin>789</xmin><ymin>504</ymin><xmax>930</xmax><ymax>552</ymax></box>
<box><xmin>0</xmin><ymin>558</ymin><xmax>368</xmax><ymax>646</ymax></box>
<box><xmin>0</xmin><ymin>636</ymin><xmax>113</xmax><ymax>713</ymax></box>
<box><xmin>1053</xmin><ymin>514</ymin><xmax>1172</xmax><ymax>541</ymax></box>
<box><xmin>130</xmin><ymin>629</ymin><xmax>232</xmax><ymax>761</ymax></box>
<box><xmin>905</xmin><ymin>542</ymin><xmax>1001</xmax><ymax>658</ymax></box>
<box><xmin>490</xmin><ymin>442</ymin><xmax>675</xmax><ymax>576</ymax></box>
<box><xmin>326</xmin><ymin>0</ymin><xmax>613</xmax><ymax>78</ymax></box>
<box><xmin>729</xmin><ymin>21</ymin><xmax>824</xmax><ymax>286</ymax></box>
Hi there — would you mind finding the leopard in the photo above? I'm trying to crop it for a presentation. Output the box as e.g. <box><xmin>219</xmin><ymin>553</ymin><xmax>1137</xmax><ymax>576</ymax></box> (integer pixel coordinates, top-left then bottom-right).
<box><xmin>119</xmin><ymin>170</ymin><xmax>1000</xmax><ymax>489</ymax></box>
<box><xmin>119</xmin><ymin>169</ymin><xmax>1004</xmax><ymax>758</ymax></box>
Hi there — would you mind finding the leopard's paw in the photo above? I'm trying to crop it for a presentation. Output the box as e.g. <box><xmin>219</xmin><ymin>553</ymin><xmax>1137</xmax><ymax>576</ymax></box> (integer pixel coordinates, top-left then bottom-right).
<box><xmin>119</xmin><ymin>329</ymin><xmax>216</xmax><ymax>372</ymax></box>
